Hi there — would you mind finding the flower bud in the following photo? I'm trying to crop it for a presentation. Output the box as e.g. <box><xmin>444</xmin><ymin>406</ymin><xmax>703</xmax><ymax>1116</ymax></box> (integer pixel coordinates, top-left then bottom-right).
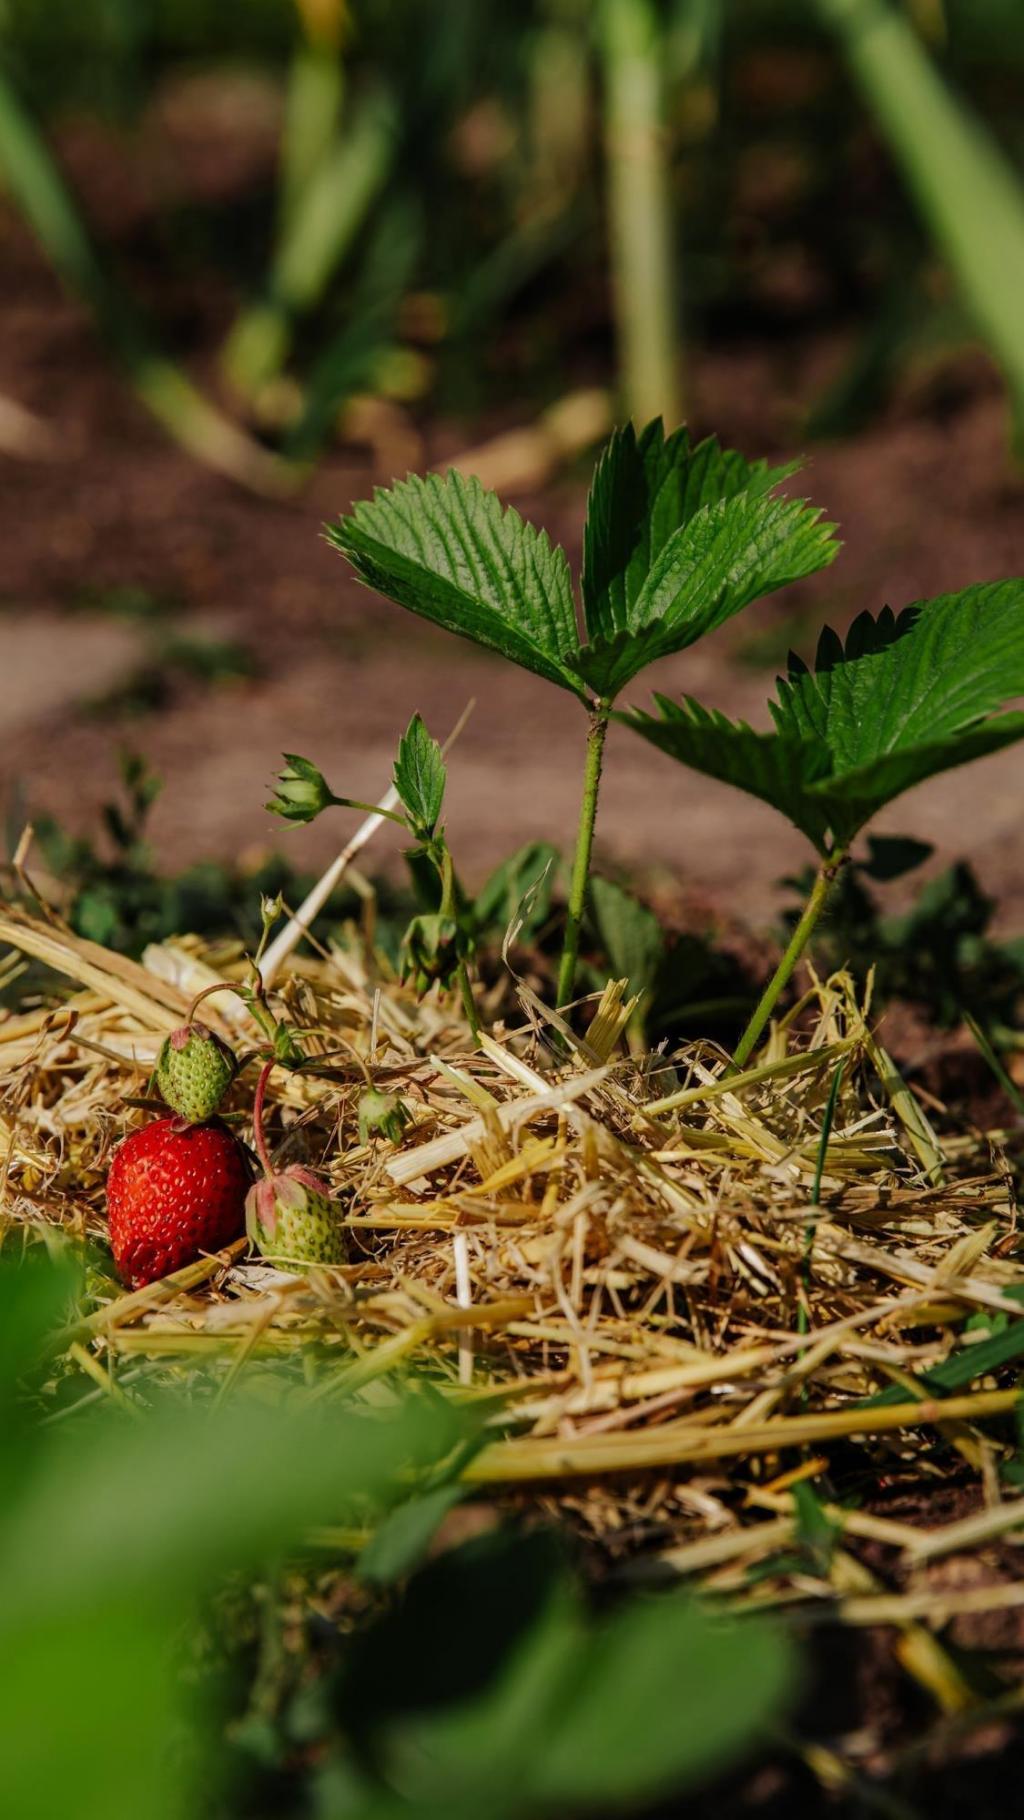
<box><xmin>357</xmin><ymin>1087</ymin><xmax>410</xmax><ymax>1147</ymax></box>
<box><xmin>266</xmin><ymin>754</ymin><xmax>335</xmax><ymax>825</ymax></box>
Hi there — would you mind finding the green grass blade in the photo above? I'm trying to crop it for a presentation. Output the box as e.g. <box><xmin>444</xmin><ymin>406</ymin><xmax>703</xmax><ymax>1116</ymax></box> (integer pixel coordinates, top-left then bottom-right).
<box><xmin>820</xmin><ymin>0</ymin><xmax>1024</xmax><ymax>416</ymax></box>
<box><xmin>600</xmin><ymin>0</ymin><xmax>682</xmax><ymax>426</ymax></box>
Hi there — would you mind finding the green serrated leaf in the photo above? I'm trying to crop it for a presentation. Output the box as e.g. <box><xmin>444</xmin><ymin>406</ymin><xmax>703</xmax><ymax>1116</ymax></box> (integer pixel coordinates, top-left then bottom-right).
<box><xmin>330</xmin><ymin>428</ymin><xmax>838</xmax><ymax>709</ymax></box>
<box><xmin>625</xmin><ymin>581</ymin><xmax>1024</xmax><ymax>852</ymax></box>
<box><xmin>773</xmin><ymin>582</ymin><xmax>1024</xmax><ymax>769</ymax></box>
<box><xmin>621</xmin><ymin>695</ymin><xmax>834</xmax><ymax>848</ymax></box>
<box><xmin>582</xmin><ymin>419</ymin><xmax>799</xmax><ymax>644</ymax></box>
<box><xmin>328</xmin><ymin>470</ymin><xmax>585</xmax><ymax>698</ymax></box>
<box><xmin>572</xmin><ymin>489</ymin><xmax>839</xmax><ymax>698</ymax></box>
<box><xmin>393</xmin><ymin>714</ymin><xmax>446</xmax><ymax>837</ymax></box>
<box><xmin>813</xmin><ymin>712</ymin><xmax>1024</xmax><ymax>848</ymax></box>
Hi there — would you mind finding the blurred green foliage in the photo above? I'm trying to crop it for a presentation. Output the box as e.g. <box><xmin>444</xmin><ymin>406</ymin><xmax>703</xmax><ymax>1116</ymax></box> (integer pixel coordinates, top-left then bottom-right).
<box><xmin>2</xmin><ymin>0</ymin><xmax>1024</xmax><ymax>446</ymax></box>
<box><xmin>0</xmin><ymin>1246</ymin><xmax>798</xmax><ymax>1820</ymax></box>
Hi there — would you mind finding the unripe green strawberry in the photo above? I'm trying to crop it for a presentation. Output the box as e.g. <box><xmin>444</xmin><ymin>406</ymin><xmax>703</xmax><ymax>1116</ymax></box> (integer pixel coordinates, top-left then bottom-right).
<box><xmin>357</xmin><ymin>1086</ymin><xmax>410</xmax><ymax>1146</ymax></box>
<box><xmin>245</xmin><ymin>1167</ymin><xmax>346</xmax><ymax>1270</ymax></box>
<box><xmin>156</xmin><ymin>1022</ymin><xmax>237</xmax><ymax>1123</ymax></box>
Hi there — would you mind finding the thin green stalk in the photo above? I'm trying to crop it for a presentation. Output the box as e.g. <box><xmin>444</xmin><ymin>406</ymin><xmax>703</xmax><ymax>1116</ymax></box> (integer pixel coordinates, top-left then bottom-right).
<box><xmin>557</xmin><ymin>709</ymin><xmax>610</xmax><ymax>1009</ymax></box>
<box><xmin>799</xmin><ymin>1056</ymin><xmax>847</xmax><ymax>1343</ymax></box>
<box><xmin>732</xmin><ymin>850</ymin><xmax>846</xmax><ymax>1070</ymax></box>
<box><xmin>601</xmin><ymin>0</ymin><xmax>682</xmax><ymax>424</ymax></box>
<box><xmin>455</xmin><ymin>962</ymin><xmax>481</xmax><ymax>1045</ymax></box>
<box><xmin>251</xmin><ymin>1062</ymin><xmax>276</xmax><ymax>1178</ymax></box>
<box><xmin>437</xmin><ymin>845</ymin><xmax>480</xmax><ymax>1045</ymax></box>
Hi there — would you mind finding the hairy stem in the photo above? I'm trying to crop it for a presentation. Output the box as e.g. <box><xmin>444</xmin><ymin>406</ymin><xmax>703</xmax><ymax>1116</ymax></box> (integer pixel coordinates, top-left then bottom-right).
<box><xmin>557</xmin><ymin>709</ymin><xmax>610</xmax><ymax>1009</ymax></box>
<box><xmin>732</xmin><ymin>851</ymin><xmax>846</xmax><ymax>1070</ymax></box>
<box><xmin>251</xmin><ymin>1062</ymin><xmax>276</xmax><ymax>1178</ymax></box>
<box><xmin>436</xmin><ymin>843</ymin><xmax>480</xmax><ymax>1045</ymax></box>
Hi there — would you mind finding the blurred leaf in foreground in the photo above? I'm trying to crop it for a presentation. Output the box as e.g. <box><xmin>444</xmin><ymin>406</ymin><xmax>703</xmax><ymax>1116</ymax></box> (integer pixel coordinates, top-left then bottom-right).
<box><xmin>0</xmin><ymin>1251</ymin><xmax>797</xmax><ymax>1820</ymax></box>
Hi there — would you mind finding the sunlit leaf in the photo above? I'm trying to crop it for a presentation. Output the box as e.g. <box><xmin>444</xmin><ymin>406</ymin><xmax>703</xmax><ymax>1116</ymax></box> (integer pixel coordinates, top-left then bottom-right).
<box><xmin>573</xmin><ymin>488</ymin><xmax>838</xmax><ymax>698</ymax></box>
<box><xmin>393</xmin><ymin>714</ymin><xmax>446</xmax><ymax>838</ymax></box>
<box><xmin>581</xmin><ymin>419</ymin><xmax>799</xmax><ymax>643</ymax></box>
<box><xmin>329</xmin><ymin>471</ymin><xmax>585</xmax><ymax>697</ymax></box>
<box><xmin>330</xmin><ymin>424</ymin><xmax>838</xmax><ymax>707</ymax></box>
<box><xmin>624</xmin><ymin>581</ymin><xmax>1024</xmax><ymax>851</ymax></box>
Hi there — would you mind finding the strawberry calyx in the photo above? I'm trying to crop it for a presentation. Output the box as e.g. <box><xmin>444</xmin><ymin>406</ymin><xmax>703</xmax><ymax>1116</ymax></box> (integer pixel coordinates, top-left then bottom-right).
<box><xmin>245</xmin><ymin>1165</ymin><xmax>329</xmax><ymax>1241</ymax></box>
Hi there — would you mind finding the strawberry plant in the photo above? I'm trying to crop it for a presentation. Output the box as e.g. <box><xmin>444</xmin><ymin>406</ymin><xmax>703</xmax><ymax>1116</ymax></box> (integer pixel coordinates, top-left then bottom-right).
<box><xmin>328</xmin><ymin>420</ymin><xmax>838</xmax><ymax>1009</ymax></box>
<box><xmin>624</xmin><ymin>583</ymin><xmax>1024</xmax><ymax>1063</ymax></box>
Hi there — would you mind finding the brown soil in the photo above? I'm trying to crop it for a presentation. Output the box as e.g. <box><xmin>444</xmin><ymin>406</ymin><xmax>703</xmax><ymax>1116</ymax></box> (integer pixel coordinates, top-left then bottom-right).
<box><xmin>2</xmin><ymin>112</ymin><xmax>1024</xmax><ymax>942</ymax></box>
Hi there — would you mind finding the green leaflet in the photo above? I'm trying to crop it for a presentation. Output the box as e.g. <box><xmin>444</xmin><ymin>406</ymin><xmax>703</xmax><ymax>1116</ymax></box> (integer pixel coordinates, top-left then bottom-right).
<box><xmin>329</xmin><ymin>470</ymin><xmax>586</xmax><ymax>699</ymax></box>
<box><xmin>623</xmin><ymin>581</ymin><xmax>1024</xmax><ymax>853</ymax></box>
<box><xmin>816</xmin><ymin>713</ymin><xmax>1024</xmax><ymax>849</ymax></box>
<box><xmin>581</xmin><ymin>420</ymin><xmax>799</xmax><ymax>643</ymax></box>
<box><xmin>344</xmin><ymin>1527</ymin><xmax>795</xmax><ymax>1817</ymax></box>
<box><xmin>394</xmin><ymin>713</ymin><xmax>446</xmax><ymax>839</ymax></box>
<box><xmin>773</xmin><ymin>584</ymin><xmax>1024</xmax><ymax>770</ymax></box>
<box><xmin>328</xmin><ymin>424</ymin><xmax>839</xmax><ymax>707</ymax></box>
<box><xmin>624</xmin><ymin>695</ymin><xmax>834</xmax><ymax>849</ymax></box>
<box><xmin>570</xmin><ymin>488</ymin><xmax>839</xmax><ymax>698</ymax></box>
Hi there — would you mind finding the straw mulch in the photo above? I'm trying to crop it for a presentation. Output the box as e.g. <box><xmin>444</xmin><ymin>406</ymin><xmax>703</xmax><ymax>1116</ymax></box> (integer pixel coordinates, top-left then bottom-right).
<box><xmin>4</xmin><ymin>898</ymin><xmax>1024</xmax><ymax>1667</ymax></box>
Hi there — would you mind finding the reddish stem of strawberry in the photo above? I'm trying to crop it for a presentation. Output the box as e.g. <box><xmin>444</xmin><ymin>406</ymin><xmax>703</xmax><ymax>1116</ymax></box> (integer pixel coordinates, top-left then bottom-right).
<box><xmin>187</xmin><ymin>980</ymin><xmax>244</xmax><ymax>1022</ymax></box>
<box><xmin>251</xmin><ymin>1061</ymin><xmax>275</xmax><ymax>1177</ymax></box>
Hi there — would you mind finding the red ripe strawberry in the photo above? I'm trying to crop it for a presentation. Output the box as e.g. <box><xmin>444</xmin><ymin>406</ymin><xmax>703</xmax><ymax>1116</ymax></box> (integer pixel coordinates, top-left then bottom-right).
<box><xmin>106</xmin><ymin>1117</ymin><xmax>250</xmax><ymax>1289</ymax></box>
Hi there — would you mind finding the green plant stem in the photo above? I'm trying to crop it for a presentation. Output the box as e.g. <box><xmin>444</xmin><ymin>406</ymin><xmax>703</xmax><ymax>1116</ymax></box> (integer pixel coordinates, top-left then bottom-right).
<box><xmin>819</xmin><ymin>0</ymin><xmax>1024</xmax><ymax>421</ymax></box>
<box><xmin>437</xmin><ymin>844</ymin><xmax>480</xmax><ymax>1045</ymax></box>
<box><xmin>279</xmin><ymin>36</ymin><xmax>345</xmax><ymax>232</ymax></box>
<box><xmin>557</xmin><ymin>709</ymin><xmax>610</xmax><ymax>1009</ymax></box>
<box><xmin>0</xmin><ymin>66</ymin><xmax>295</xmax><ymax>495</ymax></box>
<box><xmin>223</xmin><ymin>87</ymin><xmax>397</xmax><ymax>397</ymax></box>
<box><xmin>455</xmin><ymin>961</ymin><xmax>481</xmax><ymax>1045</ymax></box>
<box><xmin>251</xmin><ymin>1062</ymin><xmax>275</xmax><ymax>1177</ymax></box>
<box><xmin>732</xmin><ymin>850</ymin><xmax>846</xmax><ymax>1070</ymax></box>
<box><xmin>799</xmin><ymin>1057</ymin><xmax>847</xmax><ymax>1344</ymax></box>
